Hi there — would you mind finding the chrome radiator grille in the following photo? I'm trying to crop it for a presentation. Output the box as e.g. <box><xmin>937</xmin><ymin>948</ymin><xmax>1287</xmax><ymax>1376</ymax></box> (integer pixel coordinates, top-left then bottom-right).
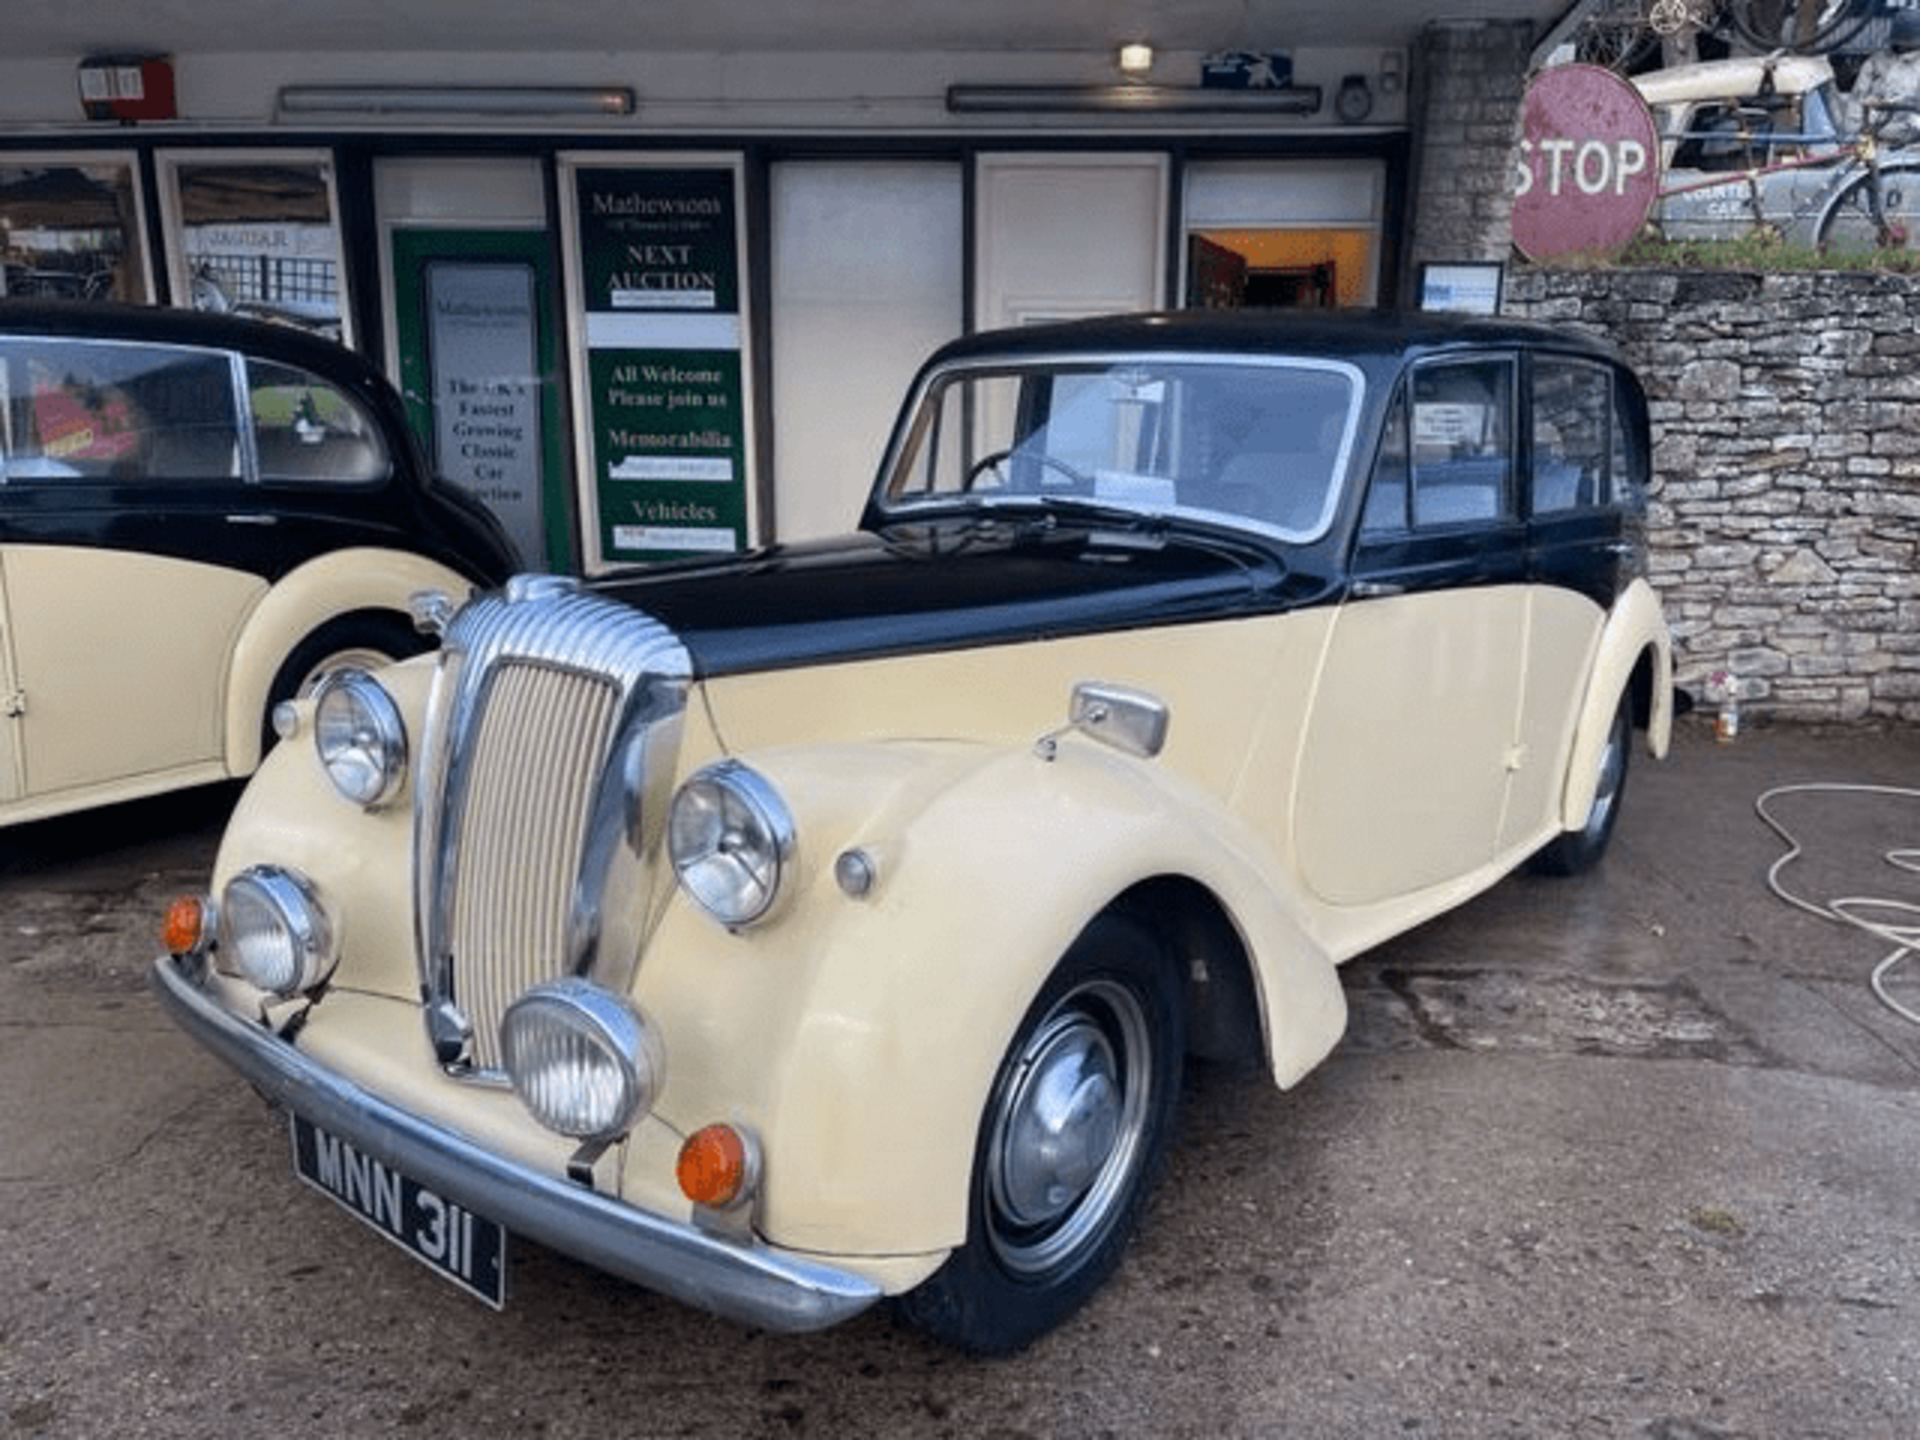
<box><xmin>447</xmin><ymin>662</ymin><xmax>620</xmax><ymax>1069</ymax></box>
<box><xmin>415</xmin><ymin>578</ymin><xmax>692</xmax><ymax>1077</ymax></box>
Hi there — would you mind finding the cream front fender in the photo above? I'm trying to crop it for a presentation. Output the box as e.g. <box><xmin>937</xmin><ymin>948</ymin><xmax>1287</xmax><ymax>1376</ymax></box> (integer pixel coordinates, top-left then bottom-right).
<box><xmin>674</xmin><ymin>739</ymin><xmax>1345</xmax><ymax>1261</ymax></box>
<box><xmin>1559</xmin><ymin>577</ymin><xmax>1673</xmax><ymax>832</ymax></box>
<box><xmin>222</xmin><ymin>548</ymin><xmax>479</xmax><ymax>774</ymax></box>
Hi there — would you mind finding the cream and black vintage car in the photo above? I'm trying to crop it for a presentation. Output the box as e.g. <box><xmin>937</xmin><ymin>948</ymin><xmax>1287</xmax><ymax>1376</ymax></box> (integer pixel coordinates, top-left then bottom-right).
<box><xmin>155</xmin><ymin>311</ymin><xmax>1674</xmax><ymax>1353</ymax></box>
<box><xmin>0</xmin><ymin>302</ymin><xmax>518</xmax><ymax>826</ymax></box>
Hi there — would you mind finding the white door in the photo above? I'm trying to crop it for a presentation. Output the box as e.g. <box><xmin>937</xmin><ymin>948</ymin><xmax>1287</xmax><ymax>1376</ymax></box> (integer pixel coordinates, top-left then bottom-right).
<box><xmin>770</xmin><ymin>162</ymin><xmax>962</xmax><ymax>543</ymax></box>
<box><xmin>974</xmin><ymin>154</ymin><xmax>1168</xmax><ymax>330</ymax></box>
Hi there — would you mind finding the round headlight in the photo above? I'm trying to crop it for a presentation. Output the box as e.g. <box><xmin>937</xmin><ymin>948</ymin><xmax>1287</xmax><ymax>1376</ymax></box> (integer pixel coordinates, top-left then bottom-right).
<box><xmin>312</xmin><ymin>669</ymin><xmax>408</xmax><ymax>809</ymax></box>
<box><xmin>668</xmin><ymin>761</ymin><xmax>795</xmax><ymax>928</ymax></box>
<box><xmin>219</xmin><ymin>866</ymin><xmax>337</xmax><ymax>998</ymax></box>
<box><xmin>500</xmin><ymin>979</ymin><xmax>665</xmax><ymax>1141</ymax></box>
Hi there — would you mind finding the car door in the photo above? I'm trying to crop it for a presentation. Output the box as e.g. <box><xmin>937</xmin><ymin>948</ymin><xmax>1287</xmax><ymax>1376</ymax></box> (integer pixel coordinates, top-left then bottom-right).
<box><xmin>1504</xmin><ymin>353</ymin><xmax>1642</xmax><ymax>850</ymax></box>
<box><xmin>0</xmin><ymin>333</ymin><xmax>263</xmax><ymax>800</ymax></box>
<box><xmin>1296</xmin><ymin>354</ymin><xmax>1531</xmax><ymax>908</ymax></box>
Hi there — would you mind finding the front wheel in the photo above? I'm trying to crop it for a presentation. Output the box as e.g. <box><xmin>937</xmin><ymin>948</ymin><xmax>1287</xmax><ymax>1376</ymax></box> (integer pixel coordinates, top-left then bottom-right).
<box><xmin>1817</xmin><ymin>164</ymin><xmax>1920</xmax><ymax>255</ymax></box>
<box><xmin>893</xmin><ymin>911</ymin><xmax>1184</xmax><ymax>1353</ymax></box>
<box><xmin>261</xmin><ymin>611</ymin><xmax>428</xmax><ymax>753</ymax></box>
<box><xmin>1530</xmin><ymin>697</ymin><xmax>1632</xmax><ymax>877</ymax></box>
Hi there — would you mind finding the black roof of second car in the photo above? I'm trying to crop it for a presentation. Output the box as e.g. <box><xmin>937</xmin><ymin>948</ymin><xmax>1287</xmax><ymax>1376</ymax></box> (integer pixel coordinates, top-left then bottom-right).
<box><xmin>916</xmin><ymin>308</ymin><xmax>1625</xmax><ymax>371</ymax></box>
<box><xmin>0</xmin><ymin>299</ymin><xmax>383</xmax><ymax>389</ymax></box>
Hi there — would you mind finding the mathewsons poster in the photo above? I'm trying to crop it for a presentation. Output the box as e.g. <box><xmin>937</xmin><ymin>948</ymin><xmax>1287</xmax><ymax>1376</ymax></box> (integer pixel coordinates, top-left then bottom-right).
<box><xmin>563</xmin><ymin>157</ymin><xmax>755</xmax><ymax>568</ymax></box>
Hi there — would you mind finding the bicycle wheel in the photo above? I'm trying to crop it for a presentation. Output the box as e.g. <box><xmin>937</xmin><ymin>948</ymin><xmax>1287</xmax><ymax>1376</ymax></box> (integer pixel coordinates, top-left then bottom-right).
<box><xmin>1575</xmin><ymin>0</ymin><xmax>1662</xmax><ymax>71</ymax></box>
<box><xmin>1816</xmin><ymin>161</ymin><xmax>1920</xmax><ymax>253</ymax></box>
<box><xmin>1730</xmin><ymin>0</ymin><xmax>1875</xmax><ymax>53</ymax></box>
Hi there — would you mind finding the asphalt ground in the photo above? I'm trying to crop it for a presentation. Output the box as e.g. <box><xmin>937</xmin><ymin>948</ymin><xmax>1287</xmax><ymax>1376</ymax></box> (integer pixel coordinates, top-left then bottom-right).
<box><xmin>2</xmin><ymin>717</ymin><xmax>1918</xmax><ymax>1439</ymax></box>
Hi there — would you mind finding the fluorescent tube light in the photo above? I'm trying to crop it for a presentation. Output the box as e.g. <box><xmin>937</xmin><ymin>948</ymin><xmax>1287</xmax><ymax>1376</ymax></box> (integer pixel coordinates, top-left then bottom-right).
<box><xmin>278</xmin><ymin>85</ymin><xmax>636</xmax><ymax>117</ymax></box>
<box><xmin>946</xmin><ymin>83</ymin><xmax>1322</xmax><ymax>114</ymax></box>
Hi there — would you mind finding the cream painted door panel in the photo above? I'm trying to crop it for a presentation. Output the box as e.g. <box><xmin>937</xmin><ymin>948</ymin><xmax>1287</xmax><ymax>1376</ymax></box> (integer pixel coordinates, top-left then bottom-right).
<box><xmin>1501</xmin><ymin>587</ymin><xmax>1605</xmax><ymax>852</ymax></box>
<box><xmin>4</xmin><ymin>546</ymin><xmax>262</xmax><ymax>796</ymax></box>
<box><xmin>1296</xmin><ymin>586</ymin><xmax>1529</xmax><ymax>908</ymax></box>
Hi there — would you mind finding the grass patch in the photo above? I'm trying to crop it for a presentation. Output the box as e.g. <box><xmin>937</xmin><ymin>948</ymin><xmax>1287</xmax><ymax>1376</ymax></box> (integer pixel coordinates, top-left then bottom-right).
<box><xmin>1535</xmin><ymin>231</ymin><xmax>1920</xmax><ymax>274</ymax></box>
<box><xmin>1688</xmin><ymin>1206</ymin><xmax>1747</xmax><ymax>1237</ymax></box>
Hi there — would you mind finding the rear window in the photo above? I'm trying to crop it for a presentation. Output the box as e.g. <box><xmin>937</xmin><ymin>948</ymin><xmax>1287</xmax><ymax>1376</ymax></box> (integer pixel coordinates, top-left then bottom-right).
<box><xmin>247</xmin><ymin>358</ymin><xmax>390</xmax><ymax>485</ymax></box>
<box><xmin>0</xmin><ymin>337</ymin><xmax>391</xmax><ymax>488</ymax></box>
<box><xmin>0</xmin><ymin>337</ymin><xmax>240</xmax><ymax>483</ymax></box>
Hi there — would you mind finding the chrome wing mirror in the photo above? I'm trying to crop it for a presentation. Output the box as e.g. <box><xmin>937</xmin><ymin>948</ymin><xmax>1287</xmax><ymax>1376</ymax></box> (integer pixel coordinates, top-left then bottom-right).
<box><xmin>1036</xmin><ymin>681</ymin><xmax>1169</xmax><ymax>761</ymax></box>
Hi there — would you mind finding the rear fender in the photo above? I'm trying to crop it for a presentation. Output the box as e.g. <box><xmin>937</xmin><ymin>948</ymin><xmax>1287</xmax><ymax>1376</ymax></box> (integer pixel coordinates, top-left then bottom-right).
<box><xmin>1559</xmin><ymin>577</ymin><xmax>1672</xmax><ymax>831</ymax></box>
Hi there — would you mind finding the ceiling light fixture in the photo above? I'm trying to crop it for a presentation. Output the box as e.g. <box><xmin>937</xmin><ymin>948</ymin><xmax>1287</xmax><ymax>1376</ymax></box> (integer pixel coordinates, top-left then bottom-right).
<box><xmin>947</xmin><ymin>83</ymin><xmax>1322</xmax><ymax>115</ymax></box>
<box><xmin>277</xmin><ymin>85</ymin><xmax>636</xmax><ymax>118</ymax></box>
<box><xmin>1117</xmin><ymin>43</ymin><xmax>1154</xmax><ymax>76</ymax></box>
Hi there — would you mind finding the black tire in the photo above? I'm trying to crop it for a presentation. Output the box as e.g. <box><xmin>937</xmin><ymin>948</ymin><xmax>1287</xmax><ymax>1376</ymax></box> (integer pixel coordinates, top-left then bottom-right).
<box><xmin>893</xmin><ymin>911</ymin><xmax>1184</xmax><ymax>1354</ymax></box>
<box><xmin>261</xmin><ymin>611</ymin><xmax>427</xmax><ymax>752</ymax></box>
<box><xmin>1530</xmin><ymin>697</ymin><xmax>1632</xmax><ymax>877</ymax></box>
<box><xmin>1730</xmin><ymin>0</ymin><xmax>1874</xmax><ymax>53</ymax></box>
<box><xmin>1817</xmin><ymin>163</ymin><xmax>1920</xmax><ymax>255</ymax></box>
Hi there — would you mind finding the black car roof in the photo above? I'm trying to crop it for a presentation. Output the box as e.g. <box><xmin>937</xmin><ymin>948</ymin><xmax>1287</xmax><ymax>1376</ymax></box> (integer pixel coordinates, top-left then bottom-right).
<box><xmin>0</xmin><ymin>299</ymin><xmax>381</xmax><ymax>388</ymax></box>
<box><xmin>919</xmin><ymin>308</ymin><xmax>1624</xmax><ymax>369</ymax></box>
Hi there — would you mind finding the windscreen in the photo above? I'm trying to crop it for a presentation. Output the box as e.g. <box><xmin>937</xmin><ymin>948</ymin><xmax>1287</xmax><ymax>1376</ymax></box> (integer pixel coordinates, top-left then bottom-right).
<box><xmin>879</xmin><ymin>355</ymin><xmax>1361</xmax><ymax>541</ymax></box>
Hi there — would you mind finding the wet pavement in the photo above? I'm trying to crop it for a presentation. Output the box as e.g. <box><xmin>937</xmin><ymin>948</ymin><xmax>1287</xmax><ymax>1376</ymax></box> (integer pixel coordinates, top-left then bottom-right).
<box><xmin>2</xmin><ymin>720</ymin><xmax>1918</xmax><ymax>1438</ymax></box>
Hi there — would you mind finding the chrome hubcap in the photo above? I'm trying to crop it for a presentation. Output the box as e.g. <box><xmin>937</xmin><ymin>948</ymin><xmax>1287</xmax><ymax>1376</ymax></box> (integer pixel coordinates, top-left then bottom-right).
<box><xmin>1585</xmin><ymin>713</ymin><xmax>1627</xmax><ymax>841</ymax></box>
<box><xmin>986</xmin><ymin>978</ymin><xmax>1152</xmax><ymax>1274</ymax></box>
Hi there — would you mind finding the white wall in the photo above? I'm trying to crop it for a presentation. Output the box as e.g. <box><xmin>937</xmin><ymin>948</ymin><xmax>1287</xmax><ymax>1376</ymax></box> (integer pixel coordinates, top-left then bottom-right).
<box><xmin>0</xmin><ymin>48</ymin><xmax>1408</xmax><ymax>132</ymax></box>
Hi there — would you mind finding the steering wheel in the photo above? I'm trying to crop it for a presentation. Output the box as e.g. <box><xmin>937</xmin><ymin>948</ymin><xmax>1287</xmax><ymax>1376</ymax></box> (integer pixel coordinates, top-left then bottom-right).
<box><xmin>964</xmin><ymin>448</ymin><xmax>1093</xmax><ymax>492</ymax></box>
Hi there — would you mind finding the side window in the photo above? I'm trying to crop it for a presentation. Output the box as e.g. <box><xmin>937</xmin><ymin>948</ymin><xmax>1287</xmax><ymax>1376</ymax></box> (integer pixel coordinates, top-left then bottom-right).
<box><xmin>1532</xmin><ymin>358</ymin><xmax>1612</xmax><ymax>515</ymax></box>
<box><xmin>0</xmin><ymin>339</ymin><xmax>239</xmax><ymax>484</ymax></box>
<box><xmin>1359</xmin><ymin>383</ymin><xmax>1410</xmax><ymax>534</ymax></box>
<box><xmin>1410</xmin><ymin>358</ymin><xmax>1513</xmax><ymax>528</ymax></box>
<box><xmin>247</xmin><ymin>359</ymin><xmax>390</xmax><ymax>485</ymax></box>
<box><xmin>1611</xmin><ymin>371</ymin><xmax>1648</xmax><ymax>510</ymax></box>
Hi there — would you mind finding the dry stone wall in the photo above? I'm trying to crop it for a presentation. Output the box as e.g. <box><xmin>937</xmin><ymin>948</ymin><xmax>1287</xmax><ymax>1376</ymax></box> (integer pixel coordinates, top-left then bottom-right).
<box><xmin>1503</xmin><ymin>266</ymin><xmax>1920</xmax><ymax>725</ymax></box>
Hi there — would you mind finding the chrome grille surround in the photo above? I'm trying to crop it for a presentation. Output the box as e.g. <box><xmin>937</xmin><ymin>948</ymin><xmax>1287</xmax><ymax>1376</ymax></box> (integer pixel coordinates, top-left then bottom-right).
<box><xmin>414</xmin><ymin>576</ymin><xmax>692</xmax><ymax>1078</ymax></box>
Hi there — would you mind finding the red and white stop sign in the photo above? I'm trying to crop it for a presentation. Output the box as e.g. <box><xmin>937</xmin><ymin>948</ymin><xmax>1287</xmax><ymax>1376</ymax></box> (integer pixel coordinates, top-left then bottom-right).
<box><xmin>1511</xmin><ymin>63</ymin><xmax>1659</xmax><ymax>260</ymax></box>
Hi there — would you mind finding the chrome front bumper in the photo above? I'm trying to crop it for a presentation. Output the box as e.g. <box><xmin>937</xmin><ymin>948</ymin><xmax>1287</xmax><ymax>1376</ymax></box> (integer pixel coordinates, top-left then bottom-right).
<box><xmin>150</xmin><ymin>954</ymin><xmax>882</xmax><ymax>1333</ymax></box>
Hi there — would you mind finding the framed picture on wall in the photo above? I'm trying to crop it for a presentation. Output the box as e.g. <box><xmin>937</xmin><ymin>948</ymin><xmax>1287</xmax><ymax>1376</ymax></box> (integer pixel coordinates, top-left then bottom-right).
<box><xmin>0</xmin><ymin>153</ymin><xmax>153</xmax><ymax>303</ymax></box>
<box><xmin>157</xmin><ymin>148</ymin><xmax>351</xmax><ymax>345</ymax></box>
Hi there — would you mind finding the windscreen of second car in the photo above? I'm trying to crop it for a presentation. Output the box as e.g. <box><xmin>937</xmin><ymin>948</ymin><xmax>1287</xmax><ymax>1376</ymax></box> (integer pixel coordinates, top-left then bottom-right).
<box><xmin>879</xmin><ymin>356</ymin><xmax>1362</xmax><ymax>542</ymax></box>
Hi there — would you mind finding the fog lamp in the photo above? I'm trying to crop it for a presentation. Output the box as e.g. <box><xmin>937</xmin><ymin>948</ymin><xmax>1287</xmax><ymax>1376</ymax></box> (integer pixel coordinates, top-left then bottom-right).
<box><xmin>313</xmin><ymin>669</ymin><xmax>408</xmax><ymax>809</ymax></box>
<box><xmin>500</xmin><ymin>979</ymin><xmax>664</xmax><ymax>1141</ymax></box>
<box><xmin>219</xmin><ymin>866</ymin><xmax>336</xmax><ymax>998</ymax></box>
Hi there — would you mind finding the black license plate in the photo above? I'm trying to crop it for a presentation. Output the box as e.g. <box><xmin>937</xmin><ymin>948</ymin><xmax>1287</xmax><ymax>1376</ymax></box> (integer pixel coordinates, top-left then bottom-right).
<box><xmin>290</xmin><ymin>1114</ymin><xmax>507</xmax><ymax>1308</ymax></box>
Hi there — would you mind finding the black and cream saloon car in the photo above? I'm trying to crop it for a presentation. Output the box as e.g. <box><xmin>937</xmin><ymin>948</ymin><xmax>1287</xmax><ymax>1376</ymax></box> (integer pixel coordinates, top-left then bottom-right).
<box><xmin>156</xmin><ymin>311</ymin><xmax>1674</xmax><ymax>1353</ymax></box>
<box><xmin>0</xmin><ymin>301</ymin><xmax>517</xmax><ymax>825</ymax></box>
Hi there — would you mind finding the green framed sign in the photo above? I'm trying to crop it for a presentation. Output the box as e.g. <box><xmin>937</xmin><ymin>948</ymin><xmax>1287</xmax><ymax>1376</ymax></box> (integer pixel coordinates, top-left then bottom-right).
<box><xmin>562</xmin><ymin>156</ymin><xmax>755</xmax><ymax>569</ymax></box>
<box><xmin>388</xmin><ymin>226</ymin><xmax>571</xmax><ymax>572</ymax></box>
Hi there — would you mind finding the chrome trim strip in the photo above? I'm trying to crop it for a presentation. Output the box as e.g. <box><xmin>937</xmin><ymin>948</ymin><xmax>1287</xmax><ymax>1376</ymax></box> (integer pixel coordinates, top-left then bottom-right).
<box><xmin>151</xmin><ymin>955</ymin><xmax>883</xmax><ymax>1333</ymax></box>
